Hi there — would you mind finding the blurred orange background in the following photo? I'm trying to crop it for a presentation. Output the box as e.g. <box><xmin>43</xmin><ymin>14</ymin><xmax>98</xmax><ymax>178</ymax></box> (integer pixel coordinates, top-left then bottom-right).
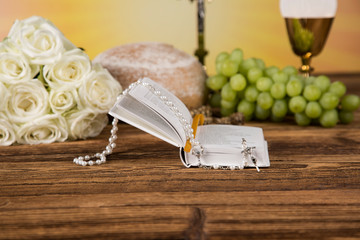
<box><xmin>0</xmin><ymin>0</ymin><xmax>359</xmax><ymax>75</ymax></box>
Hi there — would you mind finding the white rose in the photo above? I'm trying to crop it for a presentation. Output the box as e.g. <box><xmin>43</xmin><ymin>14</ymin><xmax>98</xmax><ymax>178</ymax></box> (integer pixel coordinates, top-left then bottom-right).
<box><xmin>79</xmin><ymin>64</ymin><xmax>122</xmax><ymax>113</ymax></box>
<box><xmin>6</xmin><ymin>79</ymin><xmax>49</xmax><ymax>123</ymax></box>
<box><xmin>8</xmin><ymin>16</ymin><xmax>76</xmax><ymax>65</ymax></box>
<box><xmin>0</xmin><ymin>113</ymin><xmax>16</xmax><ymax>146</ymax></box>
<box><xmin>0</xmin><ymin>82</ymin><xmax>9</xmax><ymax>112</ymax></box>
<box><xmin>0</xmin><ymin>39</ymin><xmax>38</xmax><ymax>84</ymax></box>
<box><xmin>15</xmin><ymin>114</ymin><xmax>68</xmax><ymax>145</ymax></box>
<box><xmin>67</xmin><ymin>109</ymin><xmax>108</xmax><ymax>139</ymax></box>
<box><xmin>43</xmin><ymin>48</ymin><xmax>91</xmax><ymax>88</ymax></box>
<box><xmin>49</xmin><ymin>86</ymin><xmax>80</xmax><ymax>114</ymax></box>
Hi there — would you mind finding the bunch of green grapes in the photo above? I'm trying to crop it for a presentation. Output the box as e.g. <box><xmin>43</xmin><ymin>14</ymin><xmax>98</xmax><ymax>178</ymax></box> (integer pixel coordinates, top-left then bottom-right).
<box><xmin>206</xmin><ymin>49</ymin><xmax>360</xmax><ymax>127</ymax></box>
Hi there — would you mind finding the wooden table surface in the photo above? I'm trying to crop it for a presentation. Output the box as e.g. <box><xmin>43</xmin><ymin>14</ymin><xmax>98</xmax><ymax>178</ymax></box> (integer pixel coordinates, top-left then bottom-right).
<box><xmin>1</xmin><ymin>74</ymin><xmax>360</xmax><ymax>240</ymax></box>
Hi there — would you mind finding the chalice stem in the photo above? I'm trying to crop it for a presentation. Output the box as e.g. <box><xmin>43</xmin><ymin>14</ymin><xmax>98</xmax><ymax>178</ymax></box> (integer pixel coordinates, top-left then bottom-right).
<box><xmin>300</xmin><ymin>52</ymin><xmax>313</xmax><ymax>78</ymax></box>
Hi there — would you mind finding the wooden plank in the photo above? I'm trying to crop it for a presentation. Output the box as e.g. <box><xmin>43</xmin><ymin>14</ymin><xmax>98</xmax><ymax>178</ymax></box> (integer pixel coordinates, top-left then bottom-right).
<box><xmin>0</xmin><ymin>74</ymin><xmax>360</xmax><ymax>239</ymax></box>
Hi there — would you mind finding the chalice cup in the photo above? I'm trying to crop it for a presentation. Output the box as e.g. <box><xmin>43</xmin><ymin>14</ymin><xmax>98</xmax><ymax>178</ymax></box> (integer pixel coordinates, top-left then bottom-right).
<box><xmin>280</xmin><ymin>0</ymin><xmax>337</xmax><ymax>77</ymax></box>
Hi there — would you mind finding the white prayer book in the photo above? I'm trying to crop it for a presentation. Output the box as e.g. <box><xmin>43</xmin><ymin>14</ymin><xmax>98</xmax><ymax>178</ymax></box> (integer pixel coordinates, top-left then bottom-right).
<box><xmin>109</xmin><ymin>78</ymin><xmax>270</xmax><ymax>170</ymax></box>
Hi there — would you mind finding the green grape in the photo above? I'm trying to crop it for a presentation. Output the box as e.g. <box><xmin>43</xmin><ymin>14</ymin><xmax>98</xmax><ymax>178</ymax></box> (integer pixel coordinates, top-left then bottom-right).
<box><xmin>255</xmin><ymin>58</ymin><xmax>266</xmax><ymax>70</ymax></box>
<box><xmin>295</xmin><ymin>112</ymin><xmax>311</xmax><ymax>126</ymax></box>
<box><xmin>216</xmin><ymin>52</ymin><xmax>229</xmax><ymax>63</ymax></box>
<box><xmin>257</xmin><ymin>92</ymin><xmax>274</xmax><ymax>110</ymax></box>
<box><xmin>329</xmin><ymin>81</ymin><xmax>346</xmax><ymax>98</ymax></box>
<box><xmin>286</xmin><ymin>79</ymin><xmax>303</xmax><ymax>97</ymax></box>
<box><xmin>272</xmin><ymin>71</ymin><xmax>289</xmax><ymax>84</ymax></box>
<box><xmin>282</xmin><ymin>65</ymin><xmax>298</xmax><ymax>76</ymax></box>
<box><xmin>272</xmin><ymin>99</ymin><xmax>288</xmax><ymax>118</ymax></box>
<box><xmin>244</xmin><ymin>85</ymin><xmax>259</xmax><ymax>102</ymax></box>
<box><xmin>339</xmin><ymin>110</ymin><xmax>354</xmax><ymax>124</ymax></box>
<box><xmin>314</xmin><ymin>75</ymin><xmax>331</xmax><ymax>93</ymax></box>
<box><xmin>221</xmin><ymin>98</ymin><xmax>238</xmax><ymax>109</ymax></box>
<box><xmin>239</xmin><ymin>58</ymin><xmax>257</xmax><ymax>75</ymax></box>
<box><xmin>319</xmin><ymin>109</ymin><xmax>338</xmax><ymax>127</ymax></box>
<box><xmin>237</xmin><ymin>99</ymin><xmax>255</xmax><ymax>117</ymax></box>
<box><xmin>209</xmin><ymin>92</ymin><xmax>221</xmax><ymax>107</ymax></box>
<box><xmin>221</xmin><ymin>59</ymin><xmax>239</xmax><ymax>77</ymax></box>
<box><xmin>216</xmin><ymin>61</ymin><xmax>223</xmax><ymax>74</ymax></box>
<box><xmin>247</xmin><ymin>67</ymin><xmax>263</xmax><ymax>84</ymax></box>
<box><xmin>230</xmin><ymin>74</ymin><xmax>247</xmax><ymax>91</ymax></box>
<box><xmin>289</xmin><ymin>75</ymin><xmax>304</xmax><ymax>82</ymax></box>
<box><xmin>304</xmin><ymin>76</ymin><xmax>316</xmax><ymax>86</ymax></box>
<box><xmin>305</xmin><ymin>101</ymin><xmax>322</xmax><ymax>119</ymax></box>
<box><xmin>265</xmin><ymin>66</ymin><xmax>279</xmax><ymax>78</ymax></box>
<box><xmin>289</xmin><ymin>96</ymin><xmax>307</xmax><ymax>113</ymax></box>
<box><xmin>206</xmin><ymin>74</ymin><xmax>227</xmax><ymax>91</ymax></box>
<box><xmin>255</xmin><ymin>104</ymin><xmax>270</xmax><ymax>120</ymax></box>
<box><xmin>303</xmin><ymin>84</ymin><xmax>321</xmax><ymax>101</ymax></box>
<box><xmin>221</xmin><ymin>106</ymin><xmax>235</xmax><ymax>117</ymax></box>
<box><xmin>221</xmin><ymin>83</ymin><xmax>237</xmax><ymax>102</ymax></box>
<box><xmin>230</xmin><ymin>48</ymin><xmax>243</xmax><ymax>65</ymax></box>
<box><xmin>270</xmin><ymin>82</ymin><xmax>286</xmax><ymax>99</ymax></box>
<box><xmin>319</xmin><ymin>92</ymin><xmax>339</xmax><ymax>110</ymax></box>
<box><xmin>209</xmin><ymin>51</ymin><xmax>356</xmax><ymax>127</ymax></box>
<box><xmin>341</xmin><ymin>94</ymin><xmax>360</xmax><ymax>111</ymax></box>
<box><xmin>256</xmin><ymin>77</ymin><xmax>273</xmax><ymax>92</ymax></box>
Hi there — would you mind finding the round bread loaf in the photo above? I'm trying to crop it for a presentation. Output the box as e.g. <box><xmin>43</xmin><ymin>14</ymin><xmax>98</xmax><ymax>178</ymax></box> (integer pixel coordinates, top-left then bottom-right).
<box><xmin>93</xmin><ymin>42</ymin><xmax>206</xmax><ymax>109</ymax></box>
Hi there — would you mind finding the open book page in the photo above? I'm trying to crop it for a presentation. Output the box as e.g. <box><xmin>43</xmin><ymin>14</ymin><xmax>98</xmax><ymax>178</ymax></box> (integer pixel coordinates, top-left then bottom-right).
<box><xmin>184</xmin><ymin>125</ymin><xmax>270</xmax><ymax>168</ymax></box>
<box><xmin>109</xmin><ymin>94</ymin><xmax>183</xmax><ymax>147</ymax></box>
<box><xmin>128</xmin><ymin>78</ymin><xmax>192</xmax><ymax>146</ymax></box>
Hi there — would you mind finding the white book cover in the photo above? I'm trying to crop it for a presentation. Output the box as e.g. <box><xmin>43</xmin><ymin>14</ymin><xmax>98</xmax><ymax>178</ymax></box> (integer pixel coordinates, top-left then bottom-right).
<box><xmin>109</xmin><ymin>78</ymin><xmax>270</xmax><ymax>170</ymax></box>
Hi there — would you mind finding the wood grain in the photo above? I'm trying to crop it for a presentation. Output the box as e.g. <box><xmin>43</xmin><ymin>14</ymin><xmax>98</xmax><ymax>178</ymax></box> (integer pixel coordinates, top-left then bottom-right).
<box><xmin>1</xmin><ymin>74</ymin><xmax>360</xmax><ymax>239</ymax></box>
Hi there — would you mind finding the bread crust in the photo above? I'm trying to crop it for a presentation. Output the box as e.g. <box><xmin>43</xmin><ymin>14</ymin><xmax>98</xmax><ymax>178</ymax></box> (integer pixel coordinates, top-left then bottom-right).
<box><xmin>94</xmin><ymin>42</ymin><xmax>206</xmax><ymax>108</ymax></box>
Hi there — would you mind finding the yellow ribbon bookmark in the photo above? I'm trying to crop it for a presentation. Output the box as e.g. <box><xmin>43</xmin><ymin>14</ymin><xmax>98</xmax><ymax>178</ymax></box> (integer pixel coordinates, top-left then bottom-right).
<box><xmin>184</xmin><ymin>114</ymin><xmax>204</xmax><ymax>152</ymax></box>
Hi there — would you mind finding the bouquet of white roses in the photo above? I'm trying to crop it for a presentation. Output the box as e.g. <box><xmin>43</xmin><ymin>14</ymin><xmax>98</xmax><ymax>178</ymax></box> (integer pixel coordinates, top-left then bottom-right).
<box><xmin>0</xmin><ymin>16</ymin><xmax>122</xmax><ymax>146</ymax></box>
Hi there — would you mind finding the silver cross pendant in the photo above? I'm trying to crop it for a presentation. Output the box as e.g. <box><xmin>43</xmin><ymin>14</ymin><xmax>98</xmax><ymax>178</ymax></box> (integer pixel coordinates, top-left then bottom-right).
<box><xmin>241</xmin><ymin>138</ymin><xmax>260</xmax><ymax>172</ymax></box>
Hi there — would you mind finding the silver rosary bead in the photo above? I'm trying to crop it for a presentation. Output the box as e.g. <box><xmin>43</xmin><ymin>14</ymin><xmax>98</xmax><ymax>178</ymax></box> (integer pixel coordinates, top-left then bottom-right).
<box><xmin>73</xmin><ymin>79</ymin><xmax>207</xmax><ymax>168</ymax></box>
<box><xmin>166</xmin><ymin>101</ymin><xmax>174</xmax><ymax>107</ymax></box>
<box><xmin>110</xmin><ymin>129</ymin><xmax>117</xmax><ymax>135</ymax></box>
<box><xmin>180</xmin><ymin>117</ymin><xmax>187</xmax><ymax>124</ymax></box>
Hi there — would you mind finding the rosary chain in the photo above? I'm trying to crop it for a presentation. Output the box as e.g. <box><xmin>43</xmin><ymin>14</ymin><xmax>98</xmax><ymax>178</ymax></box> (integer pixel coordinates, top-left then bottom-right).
<box><xmin>73</xmin><ymin>79</ymin><xmax>256</xmax><ymax>170</ymax></box>
<box><xmin>73</xmin><ymin>79</ymin><xmax>203</xmax><ymax>167</ymax></box>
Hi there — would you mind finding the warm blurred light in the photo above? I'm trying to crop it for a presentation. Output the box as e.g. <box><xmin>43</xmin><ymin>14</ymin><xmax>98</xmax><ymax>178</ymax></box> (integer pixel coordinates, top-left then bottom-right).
<box><xmin>0</xmin><ymin>0</ymin><xmax>358</xmax><ymax>74</ymax></box>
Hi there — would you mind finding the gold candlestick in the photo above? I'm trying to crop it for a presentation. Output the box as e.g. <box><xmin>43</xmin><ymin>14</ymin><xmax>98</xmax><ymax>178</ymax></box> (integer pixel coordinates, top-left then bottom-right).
<box><xmin>190</xmin><ymin>0</ymin><xmax>210</xmax><ymax>65</ymax></box>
